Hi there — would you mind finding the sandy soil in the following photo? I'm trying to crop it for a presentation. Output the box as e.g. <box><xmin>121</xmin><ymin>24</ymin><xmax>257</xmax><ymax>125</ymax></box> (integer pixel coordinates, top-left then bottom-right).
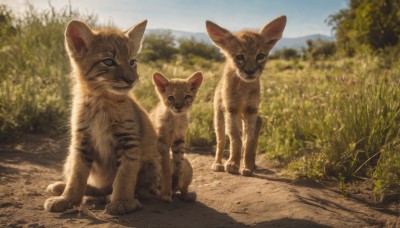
<box><xmin>0</xmin><ymin>134</ymin><xmax>399</xmax><ymax>227</ymax></box>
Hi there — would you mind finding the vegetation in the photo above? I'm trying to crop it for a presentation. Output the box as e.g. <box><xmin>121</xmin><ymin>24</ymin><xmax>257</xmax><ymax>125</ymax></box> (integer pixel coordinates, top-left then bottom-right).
<box><xmin>327</xmin><ymin>0</ymin><xmax>400</xmax><ymax>56</ymax></box>
<box><xmin>0</xmin><ymin>3</ymin><xmax>399</xmax><ymax>203</ymax></box>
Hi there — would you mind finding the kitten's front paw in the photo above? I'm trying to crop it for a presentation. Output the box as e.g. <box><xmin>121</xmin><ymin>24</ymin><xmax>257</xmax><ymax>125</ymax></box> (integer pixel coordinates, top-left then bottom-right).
<box><xmin>240</xmin><ymin>167</ymin><xmax>253</xmax><ymax>176</ymax></box>
<box><xmin>44</xmin><ymin>196</ymin><xmax>73</xmax><ymax>212</ymax></box>
<box><xmin>46</xmin><ymin>181</ymin><xmax>65</xmax><ymax>196</ymax></box>
<box><xmin>212</xmin><ymin>162</ymin><xmax>225</xmax><ymax>172</ymax></box>
<box><xmin>178</xmin><ymin>192</ymin><xmax>197</xmax><ymax>202</ymax></box>
<box><xmin>225</xmin><ymin>162</ymin><xmax>240</xmax><ymax>174</ymax></box>
<box><xmin>105</xmin><ymin>199</ymin><xmax>142</xmax><ymax>215</ymax></box>
<box><xmin>161</xmin><ymin>191</ymin><xmax>173</xmax><ymax>202</ymax></box>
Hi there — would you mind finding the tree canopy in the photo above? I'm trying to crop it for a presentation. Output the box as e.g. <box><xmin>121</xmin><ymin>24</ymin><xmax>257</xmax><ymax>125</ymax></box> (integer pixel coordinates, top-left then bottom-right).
<box><xmin>327</xmin><ymin>0</ymin><xmax>400</xmax><ymax>56</ymax></box>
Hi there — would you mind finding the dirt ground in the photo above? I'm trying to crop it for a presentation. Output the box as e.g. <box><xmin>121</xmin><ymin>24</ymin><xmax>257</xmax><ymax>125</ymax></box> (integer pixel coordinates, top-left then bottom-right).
<box><xmin>0</xmin><ymin>134</ymin><xmax>399</xmax><ymax>228</ymax></box>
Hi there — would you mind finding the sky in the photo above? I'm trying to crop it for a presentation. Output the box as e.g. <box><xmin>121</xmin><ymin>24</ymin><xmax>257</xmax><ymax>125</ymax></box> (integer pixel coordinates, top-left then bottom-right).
<box><xmin>2</xmin><ymin>0</ymin><xmax>348</xmax><ymax>38</ymax></box>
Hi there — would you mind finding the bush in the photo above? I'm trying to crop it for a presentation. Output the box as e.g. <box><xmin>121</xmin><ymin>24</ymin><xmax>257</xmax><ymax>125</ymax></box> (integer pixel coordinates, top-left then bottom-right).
<box><xmin>141</xmin><ymin>30</ymin><xmax>177</xmax><ymax>62</ymax></box>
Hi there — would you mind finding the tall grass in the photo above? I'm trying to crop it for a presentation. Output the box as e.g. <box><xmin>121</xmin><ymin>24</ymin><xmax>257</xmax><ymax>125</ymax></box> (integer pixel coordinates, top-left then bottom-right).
<box><xmin>260</xmin><ymin>58</ymin><xmax>400</xmax><ymax>200</ymax></box>
<box><xmin>0</xmin><ymin>4</ymin><xmax>399</xmax><ymax>201</ymax></box>
<box><xmin>0</xmin><ymin>4</ymin><xmax>96</xmax><ymax>138</ymax></box>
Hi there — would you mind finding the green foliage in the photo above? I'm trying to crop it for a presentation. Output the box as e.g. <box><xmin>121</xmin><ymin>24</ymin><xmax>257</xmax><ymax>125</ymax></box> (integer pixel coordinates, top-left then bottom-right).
<box><xmin>178</xmin><ymin>37</ymin><xmax>222</xmax><ymax>61</ymax></box>
<box><xmin>0</xmin><ymin>4</ymin><xmax>96</xmax><ymax>139</ymax></box>
<box><xmin>304</xmin><ymin>39</ymin><xmax>336</xmax><ymax>60</ymax></box>
<box><xmin>261</xmin><ymin>57</ymin><xmax>400</xmax><ymax>200</ymax></box>
<box><xmin>270</xmin><ymin>47</ymin><xmax>300</xmax><ymax>60</ymax></box>
<box><xmin>328</xmin><ymin>0</ymin><xmax>400</xmax><ymax>55</ymax></box>
<box><xmin>140</xmin><ymin>32</ymin><xmax>223</xmax><ymax>64</ymax></box>
<box><xmin>141</xmin><ymin>30</ymin><xmax>178</xmax><ymax>62</ymax></box>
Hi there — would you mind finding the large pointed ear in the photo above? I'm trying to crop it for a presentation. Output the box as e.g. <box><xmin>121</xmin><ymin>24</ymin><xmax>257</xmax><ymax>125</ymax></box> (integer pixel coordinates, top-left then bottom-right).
<box><xmin>187</xmin><ymin>71</ymin><xmax>203</xmax><ymax>92</ymax></box>
<box><xmin>152</xmin><ymin>72</ymin><xmax>169</xmax><ymax>93</ymax></box>
<box><xmin>126</xmin><ymin>20</ymin><xmax>147</xmax><ymax>54</ymax></box>
<box><xmin>205</xmin><ymin>20</ymin><xmax>238</xmax><ymax>51</ymax></box>
<box><xmin>65</xmin><ymin>20</ymin><xmax>94</xmax><ymax>57</ymax></box>
<box><xmin>259</xmin><ymin>16</ymin><xmax>287</xmax><ymax>48</ymax></box>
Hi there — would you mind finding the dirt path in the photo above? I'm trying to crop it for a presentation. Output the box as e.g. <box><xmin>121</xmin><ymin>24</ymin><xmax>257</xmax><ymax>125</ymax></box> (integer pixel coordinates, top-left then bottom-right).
<box><xmin>0</xmin><ymin>135</ymin><xmax>399</xmax><ymax>227</ymax></box>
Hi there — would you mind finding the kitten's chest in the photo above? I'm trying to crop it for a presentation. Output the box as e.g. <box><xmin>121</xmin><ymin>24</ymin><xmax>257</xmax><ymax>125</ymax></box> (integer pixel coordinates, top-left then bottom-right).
<box><xmin>86</xmin><ymin>97</ymin><xmax>132</xmax><ymax>161</ymax></box>
<box><xmin>171</xmin><ymin>115</ymin><xmax>188</xmax><ymax>139</ymax></box>
<box><xmin>223</xmin><ymin>80</ymin><xmax>260</xmax><ymax>110</ymax></box>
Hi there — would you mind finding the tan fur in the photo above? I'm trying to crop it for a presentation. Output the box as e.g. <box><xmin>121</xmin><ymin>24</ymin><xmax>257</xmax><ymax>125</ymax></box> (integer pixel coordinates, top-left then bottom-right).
<box><xmin>150</xmin><ymin>72</ymin><xmax>202</xmax><ymax>202</ymax></box>
<box><xmin>44</xmin><ymin>20</ymin><xmax>161</xmax><ymax>215</ymax></box>
<box><xmin>206</xmin><ymin>16</ymin><xmax>286</xmax><ymax>176</ymax></box>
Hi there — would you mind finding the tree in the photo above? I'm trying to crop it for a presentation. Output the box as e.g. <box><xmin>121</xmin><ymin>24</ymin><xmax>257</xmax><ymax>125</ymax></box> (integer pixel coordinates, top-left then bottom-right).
<box><xmin>141</xmin><ymin>30</ymin><xmax>178</xmax><ymax>62</ymax></box>
<box><xmin>304</xmin><ymin>39</ymin><xmax>336</xmax><ymax>60</ymax></box>
<box><xmin>328</xmin><ymin>0</ymin><xmax>400</xmax><ymax>55</ymax></box>
<box><xmin>178</xmin><ymin>37</ymin><xmax>222</xmax><ymax>61</ymax></box>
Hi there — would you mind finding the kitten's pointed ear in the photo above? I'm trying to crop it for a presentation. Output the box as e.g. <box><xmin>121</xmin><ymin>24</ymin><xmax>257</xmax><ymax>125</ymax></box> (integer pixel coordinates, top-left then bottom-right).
<box><xmin>152</xmin><ymin>72</ymin><xmax>169</xmax><ymax>93</ymax></box>
<box><xmin>259</xmin><ymin>16</ymin><xmax>287</xmax><ymax>48</ymax></box>
<box><xmin>126</xmin><ymin>20</ymin><xmax>147</xmax><ymax>54</ymax></box>
<box><xmin>65</xmin><ymin>20</ymin><xmax>94</xmax><ymax>56</ymax></box>
<box><xmin>205</xmin><ymin>20</ymin><xmax>236</xmax><ymax>51</ymax></box>
<box><xmin>187</xmin><ymin>71</ymin><xmax>203</xmax><ymax>92</ymax></box>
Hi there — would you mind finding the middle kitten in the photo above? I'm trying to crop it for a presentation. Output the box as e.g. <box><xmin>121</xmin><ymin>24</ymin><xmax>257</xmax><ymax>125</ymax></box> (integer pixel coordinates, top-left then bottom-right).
<box><xmin>150</xmin><ymin>71</ymin><xmax>203</xmax><ymax>202</ymax></box>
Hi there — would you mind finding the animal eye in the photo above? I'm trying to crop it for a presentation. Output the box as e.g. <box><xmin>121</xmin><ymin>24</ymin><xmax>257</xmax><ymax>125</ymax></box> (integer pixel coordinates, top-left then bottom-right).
<box><xmin>235</xmin><ymin>54</ymin><xmax>244</xmax><ymax>61</ymax></box>
<box><xmin>167</xmin><ymin>96</ymin><xmax>174</xmax><ymax>101</ymax></box>
<box><xmin>103</xmin><ymin>59</ymin><xmax>115</xmax><ymax>66</ymax></box>
<box><xmin>256</xmin><ymin>54</ymin><xmax>265</xmax><ymax>61</ymax></box>
<box><xmin>185</xmin><ymin>95</ymin><xmax>192</xmax><ymax>100</ymax></box>
<box><xmin>130</xmin><ymin>59</ymin><xmax>136</xmax><ymax>67</ymax></box>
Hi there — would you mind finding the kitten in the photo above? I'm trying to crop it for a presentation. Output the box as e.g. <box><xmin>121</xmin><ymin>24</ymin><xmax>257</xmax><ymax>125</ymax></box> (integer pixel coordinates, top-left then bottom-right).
<box><xmin>206</xmin><ymin>16</ymin><xmax>286</xmax><ymax>175</ymax></box>
<box><xmin>150</xmin><ymin>72</ymin><xmax>203</xmax><ymax>202</ymax></box>
<box><xmin>44</xmin><ymin>20</ymin><xmax>161</xmax><ymax>215</ymax></box>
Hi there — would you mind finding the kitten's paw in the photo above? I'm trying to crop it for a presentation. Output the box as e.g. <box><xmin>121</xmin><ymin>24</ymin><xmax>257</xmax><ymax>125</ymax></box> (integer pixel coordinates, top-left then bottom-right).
<box><xmin>161</xmin><ymin>192</ymin><xmax>173</xmax><ymax>202</ymax></box>
<box><xmin>225</xmin><ymin>162</ymin><xmax>240</xmax><ymax>174</ymax></box>
<box><xmin>44</xmin><ymin>196</ymin><xmax>73</xmax><ymax>212</ymax></box>
<box><xmin>105</xmin><ymin>199</ymin><xmax>142</xmax><ymax>215</ymax></box>
<box><xmin>240</xmin><ymin>167</ymin><xmax>253</xmax><ymax>176</ymax></box>
<box><xmin>178</xmin><ymin>192</ymin><xmax>197</xmax><ymax>202</ymax></box>
<box><xmin>46</xmin><ymin>182</ymin><xmax>65</xmax><ymax>196</ymax></box>
<box><xmin>212</xmin><ymin>162</ymin><xmax>225</xmax><ymax>172</ymax></box>
<box><xmin>161</xmin><ymin>195</ymin><xmax>172</xmax><ymax>202</ymax></box>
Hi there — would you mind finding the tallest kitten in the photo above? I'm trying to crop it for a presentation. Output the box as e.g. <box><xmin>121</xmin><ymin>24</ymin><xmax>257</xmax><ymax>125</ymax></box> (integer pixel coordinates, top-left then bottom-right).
<box><xmin>206</xmin><ymin>16</ymin><xmax>286</xmax><ymax>176</ymax></box>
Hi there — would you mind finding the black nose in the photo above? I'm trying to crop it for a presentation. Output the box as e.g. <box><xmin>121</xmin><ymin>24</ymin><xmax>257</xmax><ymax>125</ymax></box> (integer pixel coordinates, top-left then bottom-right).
<box><xmin>245</xmin><ymin>70</ymin><xmax>256</xmax><ymax>76</ymax></box>
<box><xmin>174</xmin><ymin>104</ymin><xmax>183</xmax><ymax>110</ymax></box>
<box><xmin>122</xmin><ymin>75</ymin><xmax>135</xmax><ymax>85</ymax></box>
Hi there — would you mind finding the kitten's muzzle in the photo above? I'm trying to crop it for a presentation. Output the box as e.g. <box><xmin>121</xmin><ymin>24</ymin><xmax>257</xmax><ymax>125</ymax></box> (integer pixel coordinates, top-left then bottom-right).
<box><xmin>121</xmin><ymin>75</ymin><xmax>136</xmax><ymax>86</ymax></box>
<box><xmin>245</xmin><ymin>70</ymin><xmax>256</xmax><ymax>76</ymax></box>
<box><xmin>172</xmin><ymin>103</ymin><xmax>185</xmax><ymax>113</ymax></box>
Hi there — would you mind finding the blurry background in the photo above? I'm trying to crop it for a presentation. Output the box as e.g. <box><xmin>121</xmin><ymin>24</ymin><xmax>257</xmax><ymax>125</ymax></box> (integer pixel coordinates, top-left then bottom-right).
<box><xmin>0</xmin><ymin>0</ymin><xmax>399</xmax><ymax>203</ymax></box>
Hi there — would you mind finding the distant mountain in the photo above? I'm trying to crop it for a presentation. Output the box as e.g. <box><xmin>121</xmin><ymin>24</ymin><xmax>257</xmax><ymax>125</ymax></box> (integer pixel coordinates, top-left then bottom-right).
<box><xmin>145</xmin><ymin>29</ymin><xmax>335</xmax><ymax>51</ymax></box>
<box><xmin>275</xmin><ymin>34</ymin><xmax>335</xmax><ymax>51</ymax></box>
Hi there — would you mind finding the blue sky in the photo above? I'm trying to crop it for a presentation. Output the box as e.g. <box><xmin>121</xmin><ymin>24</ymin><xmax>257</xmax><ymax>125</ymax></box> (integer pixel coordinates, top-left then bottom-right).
<box><xmin>3</xmin><ymin>0</ymin><xmax>348</xmax><ymax>38</ymax></box>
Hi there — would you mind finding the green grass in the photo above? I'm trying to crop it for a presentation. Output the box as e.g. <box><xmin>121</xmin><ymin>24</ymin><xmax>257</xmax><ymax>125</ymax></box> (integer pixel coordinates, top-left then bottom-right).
<box><xmin>1</xmin><ymin>4</ymin><xmax>399</xmax><ymax>202</ymax></box>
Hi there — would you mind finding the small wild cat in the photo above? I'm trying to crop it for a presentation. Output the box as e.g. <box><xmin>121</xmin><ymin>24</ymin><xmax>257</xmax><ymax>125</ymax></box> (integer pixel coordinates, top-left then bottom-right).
<box><xmin>44</xmin><ymin>20</ymin><xmax>161</xmax><ymax>215</ymax></box>
<box><xmin>150</xmin><ymin>72</ymin><xmax>203</xmax><ymax>202</ymax></box>
<box><xmin>205</xmin><ymin>16</ymin><xmax>286</xmax><ymax>176</ymax></box>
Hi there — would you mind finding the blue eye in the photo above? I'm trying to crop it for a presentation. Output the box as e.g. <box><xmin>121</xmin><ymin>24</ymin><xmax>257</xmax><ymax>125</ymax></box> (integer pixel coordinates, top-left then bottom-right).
<box><xmin>103</xmin><ymin>59</ymin><xmax>115</xmax><ymax>66</ymax></box>
<box><xmin>256</xmin><ymin>54</ymin><xmax>265</xmax><ymax>61</ymax></box>
<box><xmin>130</xmin><ymin>59</ymin><xmax>136</xmax><ymax>67</ymax></box>
<box><xmin>168</xmin><ymin>96</ymin><xmax>174</xmax><ymax>101</ymax></box>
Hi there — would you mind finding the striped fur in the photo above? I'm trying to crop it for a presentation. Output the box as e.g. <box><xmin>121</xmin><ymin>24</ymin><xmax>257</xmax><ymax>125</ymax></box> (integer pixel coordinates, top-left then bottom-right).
<box><xmin>44</xmin><ymin>20</ymin><xmax>160</xmax><ymax>215</ymax></box>
<box><xmin>150</xmin><ymin>72</ymin><xmax>203</xmax><ymax>202</ymax></box>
